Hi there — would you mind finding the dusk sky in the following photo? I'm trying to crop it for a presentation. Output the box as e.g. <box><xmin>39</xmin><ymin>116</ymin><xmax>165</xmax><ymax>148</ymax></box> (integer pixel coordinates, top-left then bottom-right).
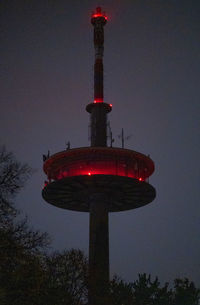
<box><xmin>1</xmin><ymin>0</ymin><xmax>200</xmax><ymax>285</ymax></box>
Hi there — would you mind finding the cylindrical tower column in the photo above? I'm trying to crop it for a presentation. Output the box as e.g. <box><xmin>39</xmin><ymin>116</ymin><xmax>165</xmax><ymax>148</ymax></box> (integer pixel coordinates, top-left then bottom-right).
<box><xmin>90</xmin><ymin>104</ymin><xmax>108</xmax><ymax>146</ymax></box>
<box><xmin>88</xmin><ymin>193</ymin><xmax>109</xmax><ymax>305</ymax></box>
<box><xmin>88</xmin><ymin>8</ymin><xmax>110</xmax><ymax>305</ymax></box>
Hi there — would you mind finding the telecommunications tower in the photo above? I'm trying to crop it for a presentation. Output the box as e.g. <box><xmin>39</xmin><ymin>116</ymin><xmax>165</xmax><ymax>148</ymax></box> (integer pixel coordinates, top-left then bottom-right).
<box><xmin>42</xmin><ymin>7</ymin><xmax>156</xmax><ymax>305</ymax></box>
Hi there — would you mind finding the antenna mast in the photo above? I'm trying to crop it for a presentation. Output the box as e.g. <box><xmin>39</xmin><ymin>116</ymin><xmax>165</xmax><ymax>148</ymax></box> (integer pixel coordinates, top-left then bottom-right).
<box><xmin>86</xmin><ymin>7</ymin><xmax>112</xmax><ymax>147</ymax></box>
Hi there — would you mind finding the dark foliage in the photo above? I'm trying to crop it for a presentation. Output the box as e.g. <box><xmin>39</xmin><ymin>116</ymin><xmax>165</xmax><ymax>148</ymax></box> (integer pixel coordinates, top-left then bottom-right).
<box><xmin>110</xmin><ymin>275</ymin><xmax>135</xmax><ymax>305</ymax></box>
<box><xmin>43</xmin><ymin>249</ymin><xmax>88</xmax><ymax>305</ymax></box>
<box><xmin>0</xmin><ymin>146</ymin><xmax>49</xmax><ymax>304</ymax></box>
<box><xmin>173</xmin><ymin>278</ymin><xmax>200</xmax><ymax>305</ymax></box>
<box><xmin>0</xmin><ymin>146</ymin><xmax>32</xmax><ymax>231</ymax></box>
<box><xmin>110</xmin><ymin>273</ymin><xmax>200</xmax><ymax>305</ymax></box>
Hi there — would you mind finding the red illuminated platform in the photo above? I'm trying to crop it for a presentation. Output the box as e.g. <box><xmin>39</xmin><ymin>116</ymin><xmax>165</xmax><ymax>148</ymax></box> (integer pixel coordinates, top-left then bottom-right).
<box><xmin>43</xmin><ymin>147</ymin><xmax>154</xmax><ymax>181</ymax></box>
<box><xmin>42</xmin><ymin>175</ymin><xmax>156</xmax><ymax>212</ymax></box>
<box><xmin>42</xmin><ymin>147</ymin><xmax>155</xmax><ymax>212</ymax></box>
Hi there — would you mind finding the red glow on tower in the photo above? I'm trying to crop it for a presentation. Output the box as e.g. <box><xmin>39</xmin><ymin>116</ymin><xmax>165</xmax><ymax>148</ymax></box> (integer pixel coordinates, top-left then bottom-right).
<box><xmin>94</xmin><ymin>99</ymin><xmax>103</xmax><ymax>103</ymax></box>
<box><xmin>92</xmin><ymin>7</ymin><xmax>108</xmax><ymax>20</ymax></box>
<box><xmin>43</xmin><ymin>181</ymin><xmax>48</xmax><ymax>189</ymax></box>
<box><xmin>92</xmin><ymin>14</ymin><xmax>108</xmax><ymax>20</ymax></box>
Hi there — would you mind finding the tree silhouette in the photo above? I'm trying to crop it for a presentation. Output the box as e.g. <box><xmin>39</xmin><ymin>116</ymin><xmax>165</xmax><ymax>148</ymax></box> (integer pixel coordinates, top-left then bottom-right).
<box><xmin>110</xmin><ymin>275</ymin><xmax>135</xmax><ymax>305</ymax></box>
<box><xmin>43</xmin><ymin>249</ymin><xmax>88</xmax><ymax>305</ymax></box>
<box><xmin>0</xmin><ymin>146</ymin><xmax>49</xmax><ymax>304</ymax></box>
<box><xmin>173</xmin><ymin>278</ymin><xmax>200</xmax><ymax>305</ymax></box>
<box><xmin>0</xmin><ymin>146</ymin><xmax>32</xmax><ymax>229</ymax></box>
<box><xmin>109</xmin><ymin>273</ymin><xmax>200</xmax><ymax>305</ymax></box>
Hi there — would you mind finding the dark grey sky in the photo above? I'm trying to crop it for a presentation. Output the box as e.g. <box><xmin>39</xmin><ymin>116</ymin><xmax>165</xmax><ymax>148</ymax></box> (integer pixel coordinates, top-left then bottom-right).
<box><xmin>1</xmin><ymin>0</ymin><xmax>200</xmax><ymax>285</ymax></box>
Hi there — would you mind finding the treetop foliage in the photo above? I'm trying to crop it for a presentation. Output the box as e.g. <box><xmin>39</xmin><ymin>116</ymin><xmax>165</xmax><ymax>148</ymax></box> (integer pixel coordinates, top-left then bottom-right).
<box><xmin>0</xmin><ymin>146</ymin><xmax>32</xmax><ymax>230</ymax></box>
<box><xmin>0</xmin><ymin>146</ymin><xmax>32</xmax><ymax>200</ymax></box>
<box><xmin>110</xmin><ymin>273</ymin><xmax>200</xmax><ymax>305</ymax></box>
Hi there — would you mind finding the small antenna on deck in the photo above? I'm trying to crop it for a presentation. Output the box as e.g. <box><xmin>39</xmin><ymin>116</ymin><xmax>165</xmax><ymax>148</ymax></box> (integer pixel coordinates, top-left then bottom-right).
<box><xmin>118</xmin><ymin>128</ymin><xmax>132</xmax><ymax>148</ymax></box>
<box><xmin>107</xmin><ymin>122</ymin><xmax>115</xmax><ymax>147</ymax></box>
<box><xmin>42</xmin><ymin>150</ymin><xmax>50</xmax><ymax>162</ymax></box>
<box><xmin>66</xmin><ymin>141</ymin><xmax>70</xmax><ymax>150</ymax></box>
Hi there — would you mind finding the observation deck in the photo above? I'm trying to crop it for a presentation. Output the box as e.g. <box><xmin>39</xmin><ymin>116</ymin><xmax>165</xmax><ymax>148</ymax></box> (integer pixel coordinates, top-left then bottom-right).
<box><xmin>42</xmin><ymin>147</ymin><xmax>156</xmax><ymax>212</ymax></box>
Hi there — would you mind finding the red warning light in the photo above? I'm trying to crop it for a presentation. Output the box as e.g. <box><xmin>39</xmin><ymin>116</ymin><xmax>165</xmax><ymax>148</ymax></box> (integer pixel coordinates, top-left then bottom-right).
<box><xmin>43</xmin><ymin>181</ymin><xmax>48</xmax><ymax>189</ymax></box>
<box><xmin>109</xmin><ymin>104</ymin><xmax>112</xmax><ymax>107</ymax></box>
<box><xmin>92</xmin><ymin>7</ymin><xmax>108</xmax><ymax>21</ymax></box>
<box><xmin>94</xmin><ymin>99</ymin><xmax>103</xmax><ymax>104</ymax></box>
<box><xmin>139</xmin><ymin>178</ymin><xmax>142</xmax><ymax>181</ymax></box>
<box><xmin>92</xmin><ymin>13</ymin><xmax>108</xmax><ymax>20</ymax></box>
<box><xmin>88</xmin><ymin>172</ymin><xmax>91</xmax><ymax>176</ymax></box>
